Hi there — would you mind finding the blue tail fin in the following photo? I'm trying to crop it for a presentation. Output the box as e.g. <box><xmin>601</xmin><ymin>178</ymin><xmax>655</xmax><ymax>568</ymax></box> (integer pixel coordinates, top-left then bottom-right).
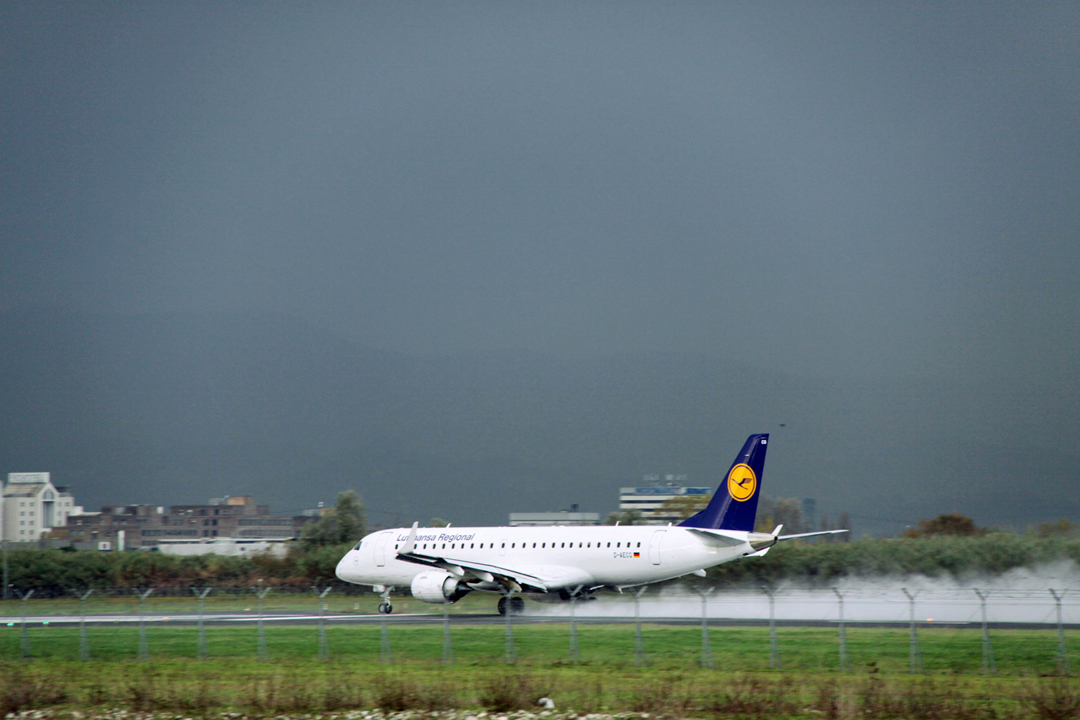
<box><xmin>678</xmin><ymin>434</ymin><xmax>768</xmax><ymax>531</ymax></box>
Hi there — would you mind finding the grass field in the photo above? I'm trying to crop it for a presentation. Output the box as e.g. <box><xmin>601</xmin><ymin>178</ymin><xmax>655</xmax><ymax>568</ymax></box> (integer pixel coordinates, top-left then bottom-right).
<box><xmin>2</xmin><ymin>622</ymin><xmax>1079</xmax><ymax>718</ymax></box>
<box><xmin>2</xmin><ymin>622</ymin><xmax>1078</xmax><ymax>673</ymax></box>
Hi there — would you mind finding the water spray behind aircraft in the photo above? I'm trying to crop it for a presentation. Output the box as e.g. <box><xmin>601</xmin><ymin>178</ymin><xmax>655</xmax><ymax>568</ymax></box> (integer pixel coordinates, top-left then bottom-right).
<box><xmin>531</xmin><ymin>560</ymin><xmax>1080</xmax><ymax>624</ymax></box>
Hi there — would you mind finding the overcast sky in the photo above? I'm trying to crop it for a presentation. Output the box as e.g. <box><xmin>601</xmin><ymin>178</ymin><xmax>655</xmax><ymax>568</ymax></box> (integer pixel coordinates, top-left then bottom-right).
<box><xmin>4</xmin><ymin>2</ymin><xmax>1076</xmax><ymax>384</ymax></box>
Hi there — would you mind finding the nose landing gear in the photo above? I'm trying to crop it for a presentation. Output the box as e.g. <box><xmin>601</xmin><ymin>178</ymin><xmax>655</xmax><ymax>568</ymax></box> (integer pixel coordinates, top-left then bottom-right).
<box><xmin>374</xmin><ymin>585</ymin><xmax>395</xmax><ymax>614</ymax></box>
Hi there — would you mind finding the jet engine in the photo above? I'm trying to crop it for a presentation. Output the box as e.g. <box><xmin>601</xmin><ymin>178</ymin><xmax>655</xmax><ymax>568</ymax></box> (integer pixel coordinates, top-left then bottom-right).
<box><xmin>410</xmin><ymin>571</ymin><xmax>472</xmax><ymax>604</ymax></box>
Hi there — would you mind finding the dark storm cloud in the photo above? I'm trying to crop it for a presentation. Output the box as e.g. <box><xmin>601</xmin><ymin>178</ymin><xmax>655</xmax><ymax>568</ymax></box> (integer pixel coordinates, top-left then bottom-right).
<box><xmin>5</xmin><ymin>2</ymin><xmax>1077</xmax><ymax>378</ymax></box>
<box><xmin>1</xmin><ymin>3</ymin><xmax>1077</xmax><ymax>531</ymax></box>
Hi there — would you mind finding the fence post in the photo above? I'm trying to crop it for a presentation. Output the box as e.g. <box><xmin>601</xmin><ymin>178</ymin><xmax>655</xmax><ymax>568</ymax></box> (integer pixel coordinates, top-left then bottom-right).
<box><xmin>832</xmin><ymin>588</ymin><xmax>850</xmax><ymax>671</ymax></box>
<box><xmin>77</xmin><ymin>589</ymin><xmax>93</xmax><ymax>662</ymax></box>
<box><xmin>135</xmin><ymin>588</ymin><xmax>153</xmax><ymax>662</ymax></box>
<box><xmin>17</xmin><ymin>589</ymin><xmax>34</xmax><ymax>660</ymax></box>
<box><xmin>192</xmin><ymin>587</ymin><xmax>212</xmax><ymax>661</ymax></box>
<box><xmin>442</xmin><ymin>604</ymin><xmax>454</xmax><ymax>665</ymax></box>
<box><xmin>504</xmin><ymin>593</ymin><xmax>517</xmax><ymax>665</ymax></box>
<box><xmin>568</xmin><ymin>586</ymin><xmax>582</xmax><ymax>664</ymax></box>
<box><xmin>314</xmin><ymin>586</ymin><xmax>332</xmax><ymax>662</ymax></box>
<box><xmin>696</xmin><ymin>587</ymin><xmax>714</xmax><ymax>669</ymax></box>
<box><xmin>973</xmin><ymin>588</ymin><xmax>996</xmax><ymax>674</ymax></box>
<box><xmin>633</xmin><ymin>587</ymin><xmax>648</xmax><ymax>667</ymax></box>
<box><xmin>254</xmin><ymin>585</ymin><xmax>271</xmax><ymax>662</ymax></box>
<box><xmin>1050</xmin><ymin>589</ymin><xmax>1069</xmax><ymax>675</ymax></box>
<box><xmin>901</xmin><ymin>588</ymin><xmax>923</xmax><ymax>674</ymax></box>
<box><xmin>379</xmin><ymin>611</ymin><xmax>393</xmax><ymax>664</ymax></box>
<box><xmin>762</xmin><ymin>585</ymin><xmax>781</xmax><ymax>670</ymax></box>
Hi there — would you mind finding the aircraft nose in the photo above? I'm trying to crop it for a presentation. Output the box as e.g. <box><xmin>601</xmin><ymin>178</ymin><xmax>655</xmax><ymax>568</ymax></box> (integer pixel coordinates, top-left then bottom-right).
<box><xmin>335</xmin><ymin>553</ymin><xmax>350</xmax><ymax>582</ymax></box>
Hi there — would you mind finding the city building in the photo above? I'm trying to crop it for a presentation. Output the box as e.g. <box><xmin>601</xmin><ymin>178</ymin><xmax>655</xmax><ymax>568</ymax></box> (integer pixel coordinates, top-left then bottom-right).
<box><xmin>64</xmin><ymin>495</ymin><xmax>311</xmax><ymax>550</ymax></box>
<box><xmin>2</xmin><ymin>473</ymin><xmax>79</xmax><ymax>543</ymax></box>
<box><xmin>509</xmin><ymin>510</ymin><xmax>600</xmax><ymax>526</ymax></box>
<box><xmin>64</xmin><ymin>504</ymin><xmax>167</xmax><ymax>550</ymax></box>
<box><xmin>618</xmin><ymin>475</ymin><xmax>711</xmax><ymax>525</ymax></box>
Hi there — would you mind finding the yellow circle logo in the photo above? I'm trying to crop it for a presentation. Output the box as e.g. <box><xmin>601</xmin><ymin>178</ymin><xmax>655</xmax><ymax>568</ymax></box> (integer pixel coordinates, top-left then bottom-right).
<box><xmin>727</xmin><ymin>464</ymin><xmax>757</xmax><ymax>501</ymax></box>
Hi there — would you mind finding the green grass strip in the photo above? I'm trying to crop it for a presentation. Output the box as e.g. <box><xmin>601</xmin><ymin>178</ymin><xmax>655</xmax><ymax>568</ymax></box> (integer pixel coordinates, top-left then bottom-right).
<box><xmin>3</xmin><ymin>622</ymin><xmax>1078</xmax><ymax>676</ymax></box>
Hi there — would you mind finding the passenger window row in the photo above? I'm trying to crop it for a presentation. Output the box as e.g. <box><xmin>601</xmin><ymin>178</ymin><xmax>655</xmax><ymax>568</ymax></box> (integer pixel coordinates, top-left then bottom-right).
<box><xmin>400</xmin><ymin>540</ymin><xmax>644</xmax><ymax>551</ymax></box>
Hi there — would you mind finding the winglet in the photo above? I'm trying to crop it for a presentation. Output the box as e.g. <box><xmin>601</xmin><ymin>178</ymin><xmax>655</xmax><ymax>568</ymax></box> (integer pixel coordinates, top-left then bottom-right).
<box><xmin>398</xmin><ymin>521</ymin><xmax>418</xmax><ymax>555</ymax></box>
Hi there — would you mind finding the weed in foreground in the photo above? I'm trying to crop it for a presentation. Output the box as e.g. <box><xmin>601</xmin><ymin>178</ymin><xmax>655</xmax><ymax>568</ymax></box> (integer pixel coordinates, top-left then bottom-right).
<box><xmin>563</xmin><ymin>677</ymin><xmax>606</xmax><ymax>714</ymax></box>
<box><xmin>124</xmin><ymin>669</ymin><xmax>158</xmax><ymax>712</ymax></box>
<box><xmin>244</xmin><ymin>674</ymin><xmax>309</xmax><ymax>714</ymax></box>
<box><xmin>320</xmin><ymin>672</ymin><xmax>362</xmax><ymax>712</ymax></box>
<box><xmin>813</xmin><ymin>679</ymin><xmax>843</xmax><ymax>720</ymax></box>
<box><xmin>625</xmin><ymin>681</ymin><xmax>695</xmax><ymax>717</ymax></box>
<box><xmin>859</xmin><ymin>676</ymin><xmax>967</xmax><ymax>720</ymax></box>
<box><xmin>240</xmin><ymin>670</ymin><xmax>365</xmax><ymax>714</ymax></box>
<box><xmin>477</xmin><ymin>671</ymin><xmax>550</xmax><ymax>712</ymax></box>
<box><xmin>0</xmin><ymin>664</ymin><xmax>70</xmax><ymax>717</ymax></box>
<box><xmin>0</xmin><ymin>669</ymin><xmax>62</xmax><ymax>716</ymax></box>
<box><xmin>1024</xmin><ymin>676</ymin><xmax>1080</xmax><ymax>720</ymax></box>
<box><xmin>372</xmin><ymin>674</ymin><xmax>455</xmax><ymax>712</ymax></box>
<box><xmin>701</xmin><ymin>674</ymin><xmax>799</xmax><ymax>719</ymax></box>
<box><xmin>83</xmin><ymin>678</ymin><xmax>112</xmax><ymax>707</ymax></box>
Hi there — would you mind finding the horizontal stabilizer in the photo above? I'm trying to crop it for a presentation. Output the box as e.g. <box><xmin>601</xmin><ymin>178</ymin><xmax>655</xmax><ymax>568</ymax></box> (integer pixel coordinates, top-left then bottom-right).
<box><xmin>777</xmin><ymin>529</ymin><xmax>849</xmax><ymax>541</ymax></box>
<box><xmin>684</xmin><ymin>528</ymin><xmax>746</xmax><ymax>546</ymax></box>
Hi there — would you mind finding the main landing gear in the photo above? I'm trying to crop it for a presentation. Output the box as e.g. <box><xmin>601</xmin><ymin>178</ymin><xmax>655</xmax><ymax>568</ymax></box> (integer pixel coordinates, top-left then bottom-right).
<box><xmin>378</xmin><ymin>602</ymin><xmax>393</xmax><ymax>614</ymax></box>
<box><xmin>497</xmin><ymin>595</ymin><xmax>525</xmax><ymax>616</ymax></box>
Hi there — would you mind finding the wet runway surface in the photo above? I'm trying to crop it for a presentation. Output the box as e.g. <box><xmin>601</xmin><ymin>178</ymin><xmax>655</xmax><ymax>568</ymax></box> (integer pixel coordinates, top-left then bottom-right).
<box><xmin>4</xmin><ymin>611</ymin><xmax>1074</xmax><ymax>630</ymax></box>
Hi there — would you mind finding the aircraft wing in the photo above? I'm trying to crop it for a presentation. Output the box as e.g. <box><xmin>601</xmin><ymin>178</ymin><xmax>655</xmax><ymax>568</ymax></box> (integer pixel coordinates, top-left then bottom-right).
<box><xmin>394</xmin><ymin>523</ymin><xmax>593</xmax><ymax>593</ymax></box>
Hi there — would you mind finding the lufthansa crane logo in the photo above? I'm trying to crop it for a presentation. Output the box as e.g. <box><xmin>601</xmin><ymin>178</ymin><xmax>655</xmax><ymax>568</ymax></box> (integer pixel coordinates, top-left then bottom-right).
<box><xmin>727</xmin><ymin>464</ymin><xmax>757</xmax><ymax>502</ymax></box>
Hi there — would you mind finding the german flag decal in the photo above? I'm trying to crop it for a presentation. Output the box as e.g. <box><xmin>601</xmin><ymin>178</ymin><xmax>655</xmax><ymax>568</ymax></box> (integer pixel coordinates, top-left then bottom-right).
<box><xmin>633</xmin><ymin>552</ymin><xmax>640</xmax><ymax>558</ymax></box>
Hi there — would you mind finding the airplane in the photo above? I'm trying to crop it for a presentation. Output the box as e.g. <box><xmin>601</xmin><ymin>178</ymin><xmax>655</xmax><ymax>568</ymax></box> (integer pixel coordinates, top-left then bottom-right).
<box><xmin>335</xmin><ymin>433</ymin><xmax>846</xmax><ymax>614</ymax></box>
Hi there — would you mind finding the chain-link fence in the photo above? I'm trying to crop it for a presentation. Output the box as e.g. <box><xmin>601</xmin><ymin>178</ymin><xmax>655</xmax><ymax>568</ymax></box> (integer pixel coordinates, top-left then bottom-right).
<box><xmin>1</xmin><ymin>583</ymin><xmax>1076</xmax><ymax>671</ymax></box>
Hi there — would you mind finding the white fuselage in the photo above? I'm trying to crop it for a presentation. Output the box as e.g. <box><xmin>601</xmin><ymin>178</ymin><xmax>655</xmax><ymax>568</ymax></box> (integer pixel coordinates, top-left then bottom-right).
<box><xmin>335</xmin><ymin>524</ymin><xmax>757</xmax><ymax>595</ymax></box>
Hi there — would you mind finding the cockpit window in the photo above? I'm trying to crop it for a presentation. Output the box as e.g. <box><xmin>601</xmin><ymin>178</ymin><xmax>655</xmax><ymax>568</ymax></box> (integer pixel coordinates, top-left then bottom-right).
<box><xmin>353</xmin><ymin>540</ymin><xmax>363</xmax><ymax>550</ymax></box>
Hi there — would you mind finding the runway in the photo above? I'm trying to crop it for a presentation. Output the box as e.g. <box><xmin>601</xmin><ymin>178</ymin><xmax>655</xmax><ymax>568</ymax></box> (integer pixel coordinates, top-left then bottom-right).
<box><xmin>4</xmin><ymin>610</ymin><xmax>1075</xmax><ymax>631</ymax></box>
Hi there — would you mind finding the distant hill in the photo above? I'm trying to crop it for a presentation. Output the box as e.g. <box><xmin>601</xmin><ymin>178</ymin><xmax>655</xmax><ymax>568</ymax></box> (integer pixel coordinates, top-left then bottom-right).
<box><xmin>1</xmin><ymin>307</ymin><xmax>1076</xmax><ymax>534</ymax></box>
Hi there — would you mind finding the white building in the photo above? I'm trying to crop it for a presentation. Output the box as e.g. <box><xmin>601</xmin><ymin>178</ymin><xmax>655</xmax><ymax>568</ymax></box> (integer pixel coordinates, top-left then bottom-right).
<box><xmin>618</xmin><ymin>476</ymin><xmax>711</xmax><ymax>525</ymax></box>
<box><xmin>508</xmin><ymin>511</ymin><xmax>600</xmax><ymax>526</ymax></box>
<box><xmin>2</xmin><ymin>472</ymin><xmax>79</xmax><ymax>542</ymax></box>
